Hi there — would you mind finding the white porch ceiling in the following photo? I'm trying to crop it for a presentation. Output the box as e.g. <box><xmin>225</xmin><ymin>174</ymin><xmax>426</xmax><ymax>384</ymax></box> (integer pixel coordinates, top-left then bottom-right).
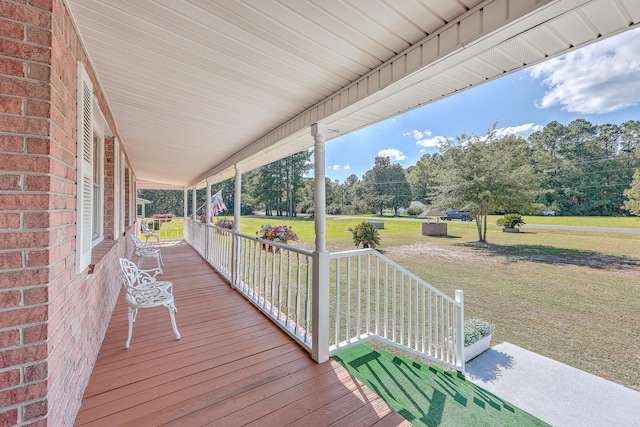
<box><xmin>65</xmin><ymin>0</ymin><xmax>640</xmax><ymax>189</ymax></box>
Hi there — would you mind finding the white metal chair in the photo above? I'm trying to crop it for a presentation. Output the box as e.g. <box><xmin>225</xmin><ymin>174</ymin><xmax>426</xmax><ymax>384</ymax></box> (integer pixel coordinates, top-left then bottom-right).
<box><xmin>141</xmin><ymin>220</ymin><xmax>160</xmax><ymax>244</ymax></box>
<box><xmin>118</xmin><ymin>258</ymin><xmax>180</xmax><ymax>349</ymax></box>
<box><xmin>132</xmin><ymin>235</ymin><xmax>163</xmax><ymax>275</ymax></box>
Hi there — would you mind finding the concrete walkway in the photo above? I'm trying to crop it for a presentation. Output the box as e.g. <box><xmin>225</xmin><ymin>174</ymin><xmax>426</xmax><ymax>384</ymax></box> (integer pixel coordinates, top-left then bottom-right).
<box><xmin>466</xmin><ymin>342</ymin><xmax>640</xmax><ymax>427</ymax></box>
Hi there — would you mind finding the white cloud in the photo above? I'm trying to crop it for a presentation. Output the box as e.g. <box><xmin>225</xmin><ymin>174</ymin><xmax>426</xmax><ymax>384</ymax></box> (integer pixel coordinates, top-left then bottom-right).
<box><xmin>403</xmin><ymin>129</ymin><xmax>432</xmax><ymax>139</ymax></box>
<box><xmin>330</xmin><ymin>164</ymin><xmax>340</xmax><ymax>170</ymax></box>
<box><xmin>493</xmin><ymin>123</ymin><xmax>543</xmax><ymax>139</ymax></box>
<box><xmin>344</xmin><ymin>164</ymin><xmax>350</xmax><ymax>170</ymax></box>
<box><xmin>378</xmin><ymin>148</ymin><xmax>407</xmax><ymax>161</ymax></box>
<box><xmin>530</xmin><ymin>28</ymin><xmax>640</xmax><ymax>114</ymax></box>
<box><xmin>416</xmin><ymin>136</ymin><xmax>447</xmax><ymax>147</ymax></box>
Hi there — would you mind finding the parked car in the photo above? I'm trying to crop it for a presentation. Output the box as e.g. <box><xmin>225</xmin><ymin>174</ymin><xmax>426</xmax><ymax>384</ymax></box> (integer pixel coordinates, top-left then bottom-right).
<box><xmin>440</xmin><ymin>210</ymin><xmax>473</xmax><ymax>221</ymax></box>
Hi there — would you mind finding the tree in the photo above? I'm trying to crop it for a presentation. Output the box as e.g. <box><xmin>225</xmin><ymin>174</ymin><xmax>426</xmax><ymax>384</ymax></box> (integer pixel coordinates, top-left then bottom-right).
<box><xmin>623</xmin><ymin>169</ymin><xmax>640</xmax><ymax>216</ymax></box>
<box><xmin>431</xmin><ymin>127</ymin><xmax>540</xmax><ymax>242</ymax></box>
<box><xmin>407</xmin><ymin>152</ymin><xmax>441</xmax><ymax>204</ymax></box>
<box><xmin>361</xmin><ymin>156</ymin><xmax>412</xmax><ymax>215</ymax></box>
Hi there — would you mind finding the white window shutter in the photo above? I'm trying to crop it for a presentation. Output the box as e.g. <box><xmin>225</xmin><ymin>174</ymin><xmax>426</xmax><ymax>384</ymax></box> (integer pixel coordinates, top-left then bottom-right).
<box><xmin>76</xmin><ymin>62</ymin><xmax>94</xmax><ymax>273</ymax></box>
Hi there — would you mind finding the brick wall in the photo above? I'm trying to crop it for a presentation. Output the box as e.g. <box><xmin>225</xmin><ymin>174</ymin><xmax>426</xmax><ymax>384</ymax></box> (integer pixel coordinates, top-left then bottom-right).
<box><xmin>0</xmin><ymin>1</ymin><xmax>134</xmax><ymax>425</ymax></box>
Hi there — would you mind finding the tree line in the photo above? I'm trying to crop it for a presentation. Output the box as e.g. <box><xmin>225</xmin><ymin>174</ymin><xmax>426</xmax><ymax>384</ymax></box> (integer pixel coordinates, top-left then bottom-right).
<box><xmin>139</xmin><ymin>119</ymin><xmax>640</xmax><ymax>223</ymax></box>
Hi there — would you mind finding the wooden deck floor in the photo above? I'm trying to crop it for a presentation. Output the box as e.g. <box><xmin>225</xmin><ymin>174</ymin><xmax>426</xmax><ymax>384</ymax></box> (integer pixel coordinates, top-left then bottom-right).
<box><xmin>75</xmin><ymin>241</ymin><xmax>410</xmax><ymax>426</ymax></box>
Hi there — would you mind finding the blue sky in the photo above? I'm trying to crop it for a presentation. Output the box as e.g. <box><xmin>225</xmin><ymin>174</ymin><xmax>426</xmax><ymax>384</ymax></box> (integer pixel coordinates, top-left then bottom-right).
<box><xmin>324</xmin><ymin>27</ymin><xmax>640</xmax><ymax>183</ymax></box>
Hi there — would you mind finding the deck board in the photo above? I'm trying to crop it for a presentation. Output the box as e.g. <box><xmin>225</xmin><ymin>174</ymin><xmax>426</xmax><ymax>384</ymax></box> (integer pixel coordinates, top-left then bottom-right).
<box><xmin>75</xmin><ymin>241</ymin><xmax>410</xmax><ymax>426</ymax></box>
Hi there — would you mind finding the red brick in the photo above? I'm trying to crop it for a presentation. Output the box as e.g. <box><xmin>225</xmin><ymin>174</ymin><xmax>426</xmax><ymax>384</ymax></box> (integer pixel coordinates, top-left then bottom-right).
<box><xmin>0</xmin><ymin>268</ymin><xmax>49</xmax><ymax>289</ymax></box>
<box><xmin>0</xmin><ymin>116</ymin><xmax>49</xmax><ymax>136</ymax></box>
<box><xmin>0</xmin><ymin>77</ymin><xmax>49</xmax><ymax>99</ymax></box>
<box><xmin>24</xmin><ymin>324</ymin><xmax>47</xmax><ymax>344</ymax></box>
<box><xmin>30</xmin><ymin>0</ymin><xmax>53</xmax><ymax>12</ymax></box>
<box><xmin>0</xmin><ymin>174</ymin><xmax>21</xmax><ymax>191</ymax></box>
<box><xmin>25</xmin><ymin>175</ymin><xmax>52</xmax><ymax>192</ymax></box>
<box><xmin>25</xmin><ymin>137</ymin><xmax>49</xmax><ymax>155</ymax></box>
<box><xmin>28</xmin><ymin>26</ymin><xmax>51</xmax><ymax>46</ymax></box>
<box><xmin>24</xmin><ymin>361</ymin><xmax>47</xmax><ymax>382</ymax></box>
<box><xmin>0</xmin><ymin>252</ymin><xmax>22</xmax><ymax>270</ymax></box>
<box><xmin>27</xmin><ymin>62</ymin><xmax>50</xmax><ymax>81</ymax></box>
<box><xmin>24</xmin><ymin>399</ymin><xmax>47</xmax><ymax>420</ymax></box>
<box><xmin>0</xmin><ymin>18</ymin><xmax>25</xmax><ymax>40</ymax></box>
<box><xmin>0</xmin><ymin>330</ymin><xmax>20</xmax><ymax>347</ymax></box>
<box><xmin>0</xmin><ymin>230</ymin><xmax>51</xmax><ymax>251</ymax></box>
<box><xmin>24</xmin><ymin>286</ymin><xmax>47</xmax><ymax>304</ymax></box>
<box><xmin>0</xmin><ymin>381</ymin><xmax>47</xmax><ymax>407</ymax></box>
<box><xmin>0</xmin><ymin>57</ymin><xmax>25</xmax><ymax>77</ymax></box>
<box><xmin>0</xmin><ymin>95</ymin><xmax>23</xmax><ymax>114</ymax></box>
<box><xmin>0</xmin><ymin>213</ymin><xmax>20</xmax><ymax>229</ymax></box>
<box><xmin>26</xmin><ymin>99</ymin><xmax>50</xmax><ymax>118</ymax></box>
<box><xmin>0</xmin><ymin>369</ymin><xmax>20</xmax><ymax>389</ymax></box>
<box><xmin>0</xmin><ymin>38</ymin><xmax>50</xmax><ymax>63</ymax></box>
<box><xmin>0</xmin><ymin>290</ymin><xmax>22</xmax><ymax>309</ymax></box>
<box><xmin>0</xmin><ymin>135</ymin><xmax>23</xmax><ymax>152</ymax></box>
<box><xmin>0</xmin><ymin>408</ymin><xmax>18</xmax><ymax>427</ymax></box>
<box><xmin>0</xmin><ymin>2</ymin><xmax>51</xmax><ymax>28</ymax></box>
<box><xmin>0</xmin><ymin>306</ymin><xmax>47</xmax><ymax>329</ymax></box>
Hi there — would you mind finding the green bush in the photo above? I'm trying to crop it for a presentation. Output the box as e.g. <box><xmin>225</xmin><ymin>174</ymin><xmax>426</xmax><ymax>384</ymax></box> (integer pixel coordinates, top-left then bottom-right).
<box><xmin>496</xmin><ymin>213</ymin><xmax>525</xmax><ymax>228</ymax></box>
<box><xmin>352</xmin><ymin>221</ymin><xmax>381</xmax><ymax>249</ymax></box>
<box><xmin>464</xmin><ymin>318</ymin><xmax>495</xmax><ymax>346</ymax></box>
<box><xmin>406</xmin><ymin>206</ymin><xmax>423</xmax><ymax>216</ymax></box>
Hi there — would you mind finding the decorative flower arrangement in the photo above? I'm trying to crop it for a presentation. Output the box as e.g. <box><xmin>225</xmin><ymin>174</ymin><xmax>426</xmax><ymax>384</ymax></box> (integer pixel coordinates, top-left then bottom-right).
<box><xmin>464</xmin><ymin>317</ymin><xmax>495</xmax><ymax>346</ymax></box>
<box><xmin>215</xmin><ymin>218</ymin><xmax>234</xmax><ymax>229</ymax></box>
<box><xmin>256</xmin><ymin>224</ymin><xmax>299</xmax><ymax>243</ymax></box>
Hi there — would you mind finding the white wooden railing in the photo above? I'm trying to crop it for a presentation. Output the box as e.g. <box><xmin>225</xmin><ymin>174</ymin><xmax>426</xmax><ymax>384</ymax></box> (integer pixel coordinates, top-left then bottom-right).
<box><xmin>184</xmin><ymin>219</ymin><xmax>464</xmax><ymax>371</ymax></box>
<box><xmin>328</xmin><ymin>249</ymin><xmax>465</xmax><ymax>371</ymax></box>
<box><xmin>185</xmin><ymin>219</ymin><xmax>314</xmax><ymax>352</ymax></box>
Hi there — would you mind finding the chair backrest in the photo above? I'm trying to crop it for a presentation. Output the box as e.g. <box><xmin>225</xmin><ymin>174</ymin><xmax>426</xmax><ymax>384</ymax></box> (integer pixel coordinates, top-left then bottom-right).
<box><xmin>141</xmin><ymin>221</ymin><xmax>157</xmax><ymax>236</ymax></box>
<box><xmin>119</xmin><ymin>258</ymin><xmax>158</xmax><ymax>305</ymax></box>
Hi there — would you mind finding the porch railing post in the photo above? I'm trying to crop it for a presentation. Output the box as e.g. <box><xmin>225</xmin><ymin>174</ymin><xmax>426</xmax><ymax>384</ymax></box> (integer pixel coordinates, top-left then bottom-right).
<box><xmin>311</xmin><ymin>123</ymin><xmax>329</xmax><ymax>363</ymax></box>
<box><xmin>455</xmin><ymin>290</ymin><xmax>465</xmax><ymax>373</ymax></box>
<box><xmin>232</xmin><ymin>163</ymin><xmax>242</xmax><ymax>288</ymax></box>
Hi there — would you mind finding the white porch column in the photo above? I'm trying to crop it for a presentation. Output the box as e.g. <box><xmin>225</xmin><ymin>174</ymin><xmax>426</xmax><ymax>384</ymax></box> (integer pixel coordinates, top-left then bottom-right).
<box><xmin>191</xmin><ymin>185</ymin><xmax>197</xmax><ymax>220</ymax></box>
<box><xmin>311</xmin><ymin>123</ymin><xmax>329</xmax><ymax>363</ymax></box>
<box><xmin>205</xmin><ymin>179</ymin><xmax>212</xmax><ymax>224</ymax></box>
<box><xmin>233</xmin><ymin>164</ymin><xmax>242</xmax><ymax>229</ymax></box>
<box><xmin>183</xmin><ymin>189</ymin><xmax>188</xmax><ymax>219</ymax></box>
<box><xmin>232</xmin><ymin>163</ymin><xmax>242</xmax><ymax>288</ymax></box>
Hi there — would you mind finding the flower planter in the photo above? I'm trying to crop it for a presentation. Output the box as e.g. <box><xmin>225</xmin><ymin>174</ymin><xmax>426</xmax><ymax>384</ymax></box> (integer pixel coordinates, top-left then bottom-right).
<box><xmin>261</xmin><ymin>243</ymin><xmax>281</xmax><ymax>254</ymax></box>
<box><xmin>464</xmin><ymin>334</ymin><xmax>492</xmax><ymax>362</ymax></box>
<box><xmin>502</xmin><ymin>227</ymin><xmax>520</xmax><ymax>233</ymax></box>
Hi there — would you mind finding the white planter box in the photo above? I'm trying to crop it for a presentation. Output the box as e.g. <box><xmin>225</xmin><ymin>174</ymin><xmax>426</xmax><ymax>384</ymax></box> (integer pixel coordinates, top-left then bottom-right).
<box><xmin>464</xmin><ymin>334</ymin><xmax>492</xmax><ymax>362</ymax></box>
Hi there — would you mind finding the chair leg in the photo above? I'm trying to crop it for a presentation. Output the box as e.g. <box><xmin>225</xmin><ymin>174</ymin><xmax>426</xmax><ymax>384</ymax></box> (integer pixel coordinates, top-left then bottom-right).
<box><xmin>167</xmin><ymin>303</ymin><xmax>180</xmax><ymax>340</ymax></box>
<box><xmin>126</xmin><ymin>306</ymin><xmax>137</xmax><ymax>349</ymax></box>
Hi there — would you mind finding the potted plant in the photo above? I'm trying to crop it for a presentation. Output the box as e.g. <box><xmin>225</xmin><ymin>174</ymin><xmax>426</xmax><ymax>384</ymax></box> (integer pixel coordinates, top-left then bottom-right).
<box><xmin>257</xmin><ymin>224</ymin><xmax>299</xmax><ymax>252</ymax></box>
<box><xmin>215</xmin><ymin>218</ymin><xmax>234</xmax><ymax>229</ymax></box>
<box><xmin>463</xmin><ymin>317</ymin><xmax>495</xmax><ymax>362</ymax></box>
<box><xmin>496</xmin><ymin>213</ymin><xmax>525</xmax><ymax>232</ymax></box>
<box><xmin>352</xmin><ymin>221</ymin><xmax>381</xmax><ymax>249</ymax></box>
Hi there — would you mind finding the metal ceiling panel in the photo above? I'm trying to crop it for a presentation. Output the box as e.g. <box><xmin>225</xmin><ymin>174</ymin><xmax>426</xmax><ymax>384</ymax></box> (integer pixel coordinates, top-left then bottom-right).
<box><xmin>64</xmin><ymin>0</ymin><xmax>639</xmax><ymax>189</ymax></box>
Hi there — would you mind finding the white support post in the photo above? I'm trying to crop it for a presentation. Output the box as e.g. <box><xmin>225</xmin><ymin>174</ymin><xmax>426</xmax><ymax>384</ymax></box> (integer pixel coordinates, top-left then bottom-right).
<box><xmin>183</xmin><ymin>189</ymin><xmax>188</xmax><ymax>219</ymax></box>
<box><xmin>311</xmin><ymin>123</ymin><xmax>329</xmax><ymax>363</ymax></box>
<box><xmin>206</xmin><ymin>179</ymin><xmax>212</xmax><ymax>225</ymax></box>
<box><xmin>232</xmin><ymin>163</ymin><xmax>242</xmax><ymax>288</ymax></box>
<box><xmin>455</xmin><ymin>290</ymin><xmax>465</xmax><ymax>373</ymax></box>
<box><xmin>191</xmin><ymin>185</ymin><xmax>197</xmax><ymax>220</ymax></box>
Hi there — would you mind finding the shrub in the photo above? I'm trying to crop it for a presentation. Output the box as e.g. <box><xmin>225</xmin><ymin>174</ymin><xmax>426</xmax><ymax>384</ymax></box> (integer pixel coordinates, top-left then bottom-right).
<box><xmin>406</xmin><ymin>206</ymin><xmax>423</xmax><ymax>216</ymax></box>
<box><xmin>352</xmin><ymin>221</ymin><xmax>381</xmax><ymax>249</ymax></box>
<box><xmin>496</xmin><ymin>213</ymin><xmax>525</xmax><ymax>228</ymax></box>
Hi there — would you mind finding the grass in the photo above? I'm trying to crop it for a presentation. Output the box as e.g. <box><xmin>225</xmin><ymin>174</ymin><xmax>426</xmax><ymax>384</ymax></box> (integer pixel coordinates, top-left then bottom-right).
<box><xmin>333</xmin><ymin>343</ymin><xmax>549</xmax><ymax>426</ymax></box>
<box><xmin>166</xmin><ymin>214</ymin><xmax>640</xmax><ymax>391</ymax></box>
